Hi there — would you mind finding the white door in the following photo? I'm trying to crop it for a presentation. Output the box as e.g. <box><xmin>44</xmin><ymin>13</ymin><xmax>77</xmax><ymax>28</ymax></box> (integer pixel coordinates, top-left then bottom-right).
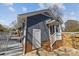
<box><xmin>32</xmin><ymin>29</ymin><xmax>41</xmax><ymax>49</ymax></box>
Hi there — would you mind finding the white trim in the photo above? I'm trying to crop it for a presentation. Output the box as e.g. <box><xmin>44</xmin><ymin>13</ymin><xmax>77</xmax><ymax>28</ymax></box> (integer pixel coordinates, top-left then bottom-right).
<box><xmin>32</xmin><ymin>29</ymin><xmax>41</xmax><ymax>49</ymax></box>
<box><xmin>59</xmin><ymin>25</ymin><xmax>62</xmax><ymax>33</ymax></box>
<box><xmin>23</xmin><ymin>19</ymin><xmax>27</xmax><ymax>55</ymax></box>
<box><xmin>46</xmin><ymin>20</ymin><xmax>55</xmax><ymax>24</ymax></box>
<box><xmin>54</xmin><ymin>25</ymin><xmax>56</xmax><ymax>40</ymax></box>
<box><xmin>48</xmin><ymin>26</ymin><xmax>51</xmax><ymax>37</ymax></box>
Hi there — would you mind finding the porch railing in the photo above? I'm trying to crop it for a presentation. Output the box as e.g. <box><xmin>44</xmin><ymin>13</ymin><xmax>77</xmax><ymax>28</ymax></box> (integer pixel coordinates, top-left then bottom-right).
<box><xmin>49</xmin><ymin>33</ymin><xmax>57</xmax><ymax>51</ymax></box>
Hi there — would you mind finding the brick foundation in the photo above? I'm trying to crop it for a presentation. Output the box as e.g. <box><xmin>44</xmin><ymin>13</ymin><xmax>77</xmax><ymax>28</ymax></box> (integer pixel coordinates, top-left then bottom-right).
<box><xmin>24</xmin><ymin>39</ymin><xmax>51</xmax><ymax>53</ymax></box>
<box><xmin>24</xmin><ymin>39</ymin><xmax>62</xmax><ymax>53</ymax></box>
<box><xmin>26</xmin><ymin>41</ymin><xmax>32</xmax><ymax>52</ymax></box>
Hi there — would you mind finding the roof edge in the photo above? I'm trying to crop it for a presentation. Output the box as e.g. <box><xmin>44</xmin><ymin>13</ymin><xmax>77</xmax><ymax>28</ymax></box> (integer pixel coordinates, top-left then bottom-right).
<box><xmin>18</xmin><ymin>8</ymin><xmax>50</xmax><ymax>16</ymax></box>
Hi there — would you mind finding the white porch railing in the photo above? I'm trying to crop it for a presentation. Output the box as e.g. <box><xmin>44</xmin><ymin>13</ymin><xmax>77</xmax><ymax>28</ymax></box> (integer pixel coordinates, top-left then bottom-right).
<box><xmin>49</xmin><ymin>33</ymin><xmax>56</xmax><ymax>51</ymax></box>
<box><xmin>49</xmin><ymin>32</ymin><xmax>62</xmax><ymax>51</ymax></box>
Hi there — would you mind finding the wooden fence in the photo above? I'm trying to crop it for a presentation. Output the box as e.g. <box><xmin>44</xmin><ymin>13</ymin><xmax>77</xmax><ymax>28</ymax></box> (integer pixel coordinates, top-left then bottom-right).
<box><xmin>0</xmin><ymin>32</ymin><xmax>10</xmax><ymax>52</ymax></box>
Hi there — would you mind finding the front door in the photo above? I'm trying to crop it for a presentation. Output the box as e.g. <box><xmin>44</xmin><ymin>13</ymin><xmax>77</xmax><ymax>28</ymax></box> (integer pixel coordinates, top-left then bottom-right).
<box><xmin>32</xmin><ymin>29</ymin><xmax>41</xmax><ymax>49</ymax></box>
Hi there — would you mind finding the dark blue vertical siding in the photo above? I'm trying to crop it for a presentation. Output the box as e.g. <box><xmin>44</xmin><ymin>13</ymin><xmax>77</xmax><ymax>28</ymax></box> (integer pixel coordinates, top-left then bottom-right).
<box><xmin>27</xmin><ymin>14</ymin><xmax>50</xmax><ymax>27</ymax></box>
<box><xmin>27</xmin><ymin>14</ymin><xmax>50</xmax><ymax>42</ymax></box>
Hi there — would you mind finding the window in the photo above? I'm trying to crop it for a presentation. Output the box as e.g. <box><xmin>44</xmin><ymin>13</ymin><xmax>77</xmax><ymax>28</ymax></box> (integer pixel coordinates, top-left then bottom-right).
<box><xmin>56</xmin><ymin>25</ymin><xmax>59</xmax><ymax>32</ymax></box>
<box><xmin>50</xmin><ymin>26</ymin><xmax>54</xmax><ymax>35</ymax></box>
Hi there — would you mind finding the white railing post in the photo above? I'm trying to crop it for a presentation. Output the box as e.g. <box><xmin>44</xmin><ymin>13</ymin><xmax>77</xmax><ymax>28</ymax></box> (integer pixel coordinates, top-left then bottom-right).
<box><xmin>54</xmin><ymin>25</ymin><xmax>56</xmax><ymax>41</ymax></box>
<box><xmin>59</xmin><ymin>25</ymin><xmax>62</xmax><ymax>33</ymax></box>
<box><xmin>59</xmin><ymin>25</ymin><xmax>62</xmax><ymax>40</ymax></box>
<box><xmin>48</xmin><ymin>25</ymin><xmax>50</xmax><ymax>37</ymax></box>
<box><xmin>48</xmin><ymin>25</ymin><xmax>53</xmax><ymax>51</ymax></box>
<box><xmin>49</xmin><ymin>25</ymin><xmax>57</xmax><ymax>51</ymax></box>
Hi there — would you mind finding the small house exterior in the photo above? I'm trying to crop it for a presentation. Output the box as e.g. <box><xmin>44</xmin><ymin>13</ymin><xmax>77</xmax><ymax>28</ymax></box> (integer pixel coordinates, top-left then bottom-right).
<box><xmin>17</xmin><ymin>9</ymin><xmax>63</xmax><ymax>54</ymax></box>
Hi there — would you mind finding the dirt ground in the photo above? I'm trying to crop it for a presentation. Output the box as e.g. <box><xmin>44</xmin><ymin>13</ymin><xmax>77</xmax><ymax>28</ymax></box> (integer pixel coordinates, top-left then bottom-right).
<box><xmin>26</xmin><ymin>46</ymin><xmax>79</xmax><ymax>56</ymax></box>
<box><xmin>62</xmin><ymin>32</ymin><xmax>79</xmax><ymax>49</ymax></box>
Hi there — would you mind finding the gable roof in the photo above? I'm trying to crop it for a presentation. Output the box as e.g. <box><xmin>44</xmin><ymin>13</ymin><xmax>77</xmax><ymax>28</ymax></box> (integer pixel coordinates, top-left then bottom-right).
<box><xmin>17</xmin><ymin>8</ymin><xmax>63</xmax><ymax>28</ymax></box>
<box><xmin>18</xmin><ymin>9</ymin><xmax>51</xmax><ymax>17</ymax></box>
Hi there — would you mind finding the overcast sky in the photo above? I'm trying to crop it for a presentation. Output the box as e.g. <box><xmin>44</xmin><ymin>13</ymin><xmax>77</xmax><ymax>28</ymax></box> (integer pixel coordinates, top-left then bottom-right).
<box><xmin>0</xmin><ymin>3</ymin><xmax>79</xmax><ymax>26</ymax></box>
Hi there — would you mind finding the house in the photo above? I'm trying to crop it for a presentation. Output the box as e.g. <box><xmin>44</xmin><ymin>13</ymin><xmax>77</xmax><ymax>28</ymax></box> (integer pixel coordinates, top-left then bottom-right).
<box><xmin>17</xmin><ymin>9</ymin><xmax>63</xmax><ymax>54</ymax></box>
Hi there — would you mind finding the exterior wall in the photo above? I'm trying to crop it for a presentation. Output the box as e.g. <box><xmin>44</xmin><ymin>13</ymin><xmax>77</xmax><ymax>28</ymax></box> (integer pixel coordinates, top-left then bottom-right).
<box><xmin>27</xmin><ymin>21</ymin><xmax>49</xmax><ymax>42</ymax></box>
<box><xmin>26</xmin><ymin>21</ymin><xmax>49</xmax><ymax>51</ymax></box>
<box><xmin>18</xmin><ymin>10</ymin><xmax>63</xmax><ymax>54</ymax></box>
<box><xmin>25</xmin><ymin>14</ymin><xmax>50</xmax><ymax>52</ymax></box>
<box><xmin>23</xmin><ymin>13</ymin><xmax>62</xmax><ymax>53</ymax></box>
<box><xmin>26</xmin><ymin>14</ymin><xmax>50</xmax><ymax>45</ymax></box>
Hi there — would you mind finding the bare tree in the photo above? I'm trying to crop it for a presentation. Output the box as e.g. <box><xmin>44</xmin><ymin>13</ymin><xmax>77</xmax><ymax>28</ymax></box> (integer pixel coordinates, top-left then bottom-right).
<box><xmin>47</xmin><ymin>4</ymin><xmax>63</xmax><ymax>18</ymax></box>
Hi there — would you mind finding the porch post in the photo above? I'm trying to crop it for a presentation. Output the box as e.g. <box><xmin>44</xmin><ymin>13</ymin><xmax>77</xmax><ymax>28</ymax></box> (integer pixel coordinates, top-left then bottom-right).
<box><xmin>23</xmin><ymin>18</ymin><xmax>27</xmax><ymax>55</ymax></box>
<box><xmin>54</xmin><ymin>25</ymin><xmax>56</xmax><ymax>33</ymax></box>
<box><xmin>59</xmin><ymin>25</ymin><xmax>62</xmax><ymax>33</ymax></box>
<box><xmin>54</xmin><ymin>25</ymin><xmax>56</xmax><ymax>40</ymax></box>
<box><xmin>48</xmin><ymin>25</ymin><xmax>50</xmax><ymax>36</ymax></box>
<box><xmin>59</xmin><ymin>24</ymin><xmax>62</xmax><ymax>40</ymax></box>
<box><xmin>48</xmin><ymin>25</ymin><xmax>52</xmax><ymax>51</ymax></box>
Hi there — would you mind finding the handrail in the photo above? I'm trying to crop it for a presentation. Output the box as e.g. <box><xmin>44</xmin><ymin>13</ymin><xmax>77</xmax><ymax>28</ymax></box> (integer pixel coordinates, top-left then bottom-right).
<box><xmin>50</xmin><ymin>32</ymin><xmax>56</xmax><ymax>37</ymax></box>
<box><xmin>49</xmin><ymin>32</ymin><xmax>57</xmax><ymax>50</ymax></box>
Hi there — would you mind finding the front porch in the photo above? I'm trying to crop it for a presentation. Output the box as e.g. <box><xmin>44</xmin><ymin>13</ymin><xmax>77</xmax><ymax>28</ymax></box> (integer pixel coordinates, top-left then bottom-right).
<box><xmin>46</xmin><ymin>19</ymin><xmax>62</xmax><ymax>51</ymax></box>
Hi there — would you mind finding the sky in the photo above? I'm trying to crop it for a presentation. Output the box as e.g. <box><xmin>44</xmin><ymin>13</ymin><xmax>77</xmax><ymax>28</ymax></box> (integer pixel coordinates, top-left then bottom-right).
<box><xmin>0</xmin><ymin>3</ymin><xmax>79</xmax><ymax>26</ymax></box>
